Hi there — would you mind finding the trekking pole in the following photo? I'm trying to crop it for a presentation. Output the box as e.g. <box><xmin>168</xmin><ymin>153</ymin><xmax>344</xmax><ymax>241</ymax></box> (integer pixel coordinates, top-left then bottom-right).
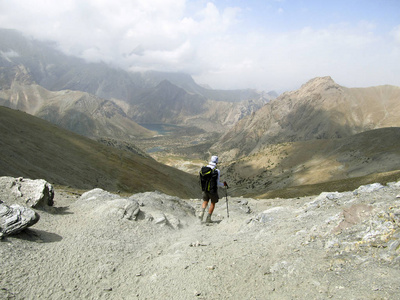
<box><xmin>225</xmin><ymin>184</ymin><xmax>229</xmax><ymax>218</ymax></box>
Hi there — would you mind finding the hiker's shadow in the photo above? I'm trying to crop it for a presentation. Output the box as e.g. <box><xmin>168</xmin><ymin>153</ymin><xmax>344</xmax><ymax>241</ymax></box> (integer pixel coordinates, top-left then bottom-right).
<box><xmin>43</xmin><ymin>206</ymin><xmax>73</xmax><ymax>215</ymax></box>
<box><xmin>205</xmin><ymin>220</ymin><xmax>222</xmax><ymax>225</ymax></box>
<box><xmin>12</xmin><ymin>228</ymin><xmax>63</xmax><ymax>243</ymax></box>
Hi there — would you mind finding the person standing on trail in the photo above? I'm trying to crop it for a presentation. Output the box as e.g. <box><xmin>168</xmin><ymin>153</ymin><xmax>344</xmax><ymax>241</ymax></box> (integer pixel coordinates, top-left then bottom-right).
<box><xmin>199</xmin><ymin>155</ymin><xmax>227</xmax><ymax>223</ymax></box>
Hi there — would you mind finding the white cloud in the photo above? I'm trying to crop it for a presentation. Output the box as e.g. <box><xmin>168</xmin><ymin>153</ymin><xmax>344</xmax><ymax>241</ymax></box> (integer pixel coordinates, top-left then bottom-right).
<box><xmin>392</xmin><ymin>25</ymin><xmax>400</xmax><ymax>43</ymax></box>
<box><xmin>193</xmin><ymin>21</ymin><xmax>399</xmax><ymax>91</ymax></box>
<box><xmin>0</xmin><ymin>0</ymin><xmax>399</xmax><ymax>92</ymax></box>
<box><xmin>0</xmin><ymin>50</ymin><xmax>20</xmax><ymax>62</ymax></box>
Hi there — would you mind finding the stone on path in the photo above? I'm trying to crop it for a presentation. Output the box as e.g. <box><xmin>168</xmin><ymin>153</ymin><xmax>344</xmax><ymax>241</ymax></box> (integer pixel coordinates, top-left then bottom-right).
<box><xmin>0</xmin><ymin>201</ymin><xmax>40</xmax><ymax>237</ymax></box>
<box><xmin>0</xmin><ymin>177</ymin><xmax>54</xmax><ymax>208</ymax></box>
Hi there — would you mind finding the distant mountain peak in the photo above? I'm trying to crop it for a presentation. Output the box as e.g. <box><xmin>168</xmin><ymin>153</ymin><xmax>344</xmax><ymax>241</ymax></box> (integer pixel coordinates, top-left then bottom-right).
<box><xmin>298</xmin><ymin>76</ymin><xmax>341</xmax><ymax>94</ymax></box>
<box><xmin>277</xmin><ymin>76</ymin><xmax>342</xmax><ymax>100</ymax></box>
<box><xmin>156</xmin><ymin>79</ymin><xmax>177</xmax><ymax>88</ymax></box>
<box><xmin>303</xmin><ymin>76</ymin><xmax>335</xmax><ymax>86</ymax></box>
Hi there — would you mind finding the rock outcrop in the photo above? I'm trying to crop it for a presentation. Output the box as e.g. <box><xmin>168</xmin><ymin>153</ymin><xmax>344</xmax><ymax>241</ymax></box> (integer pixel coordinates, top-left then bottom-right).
<box><xmin>78</xmin><ymin>188</ymin><xmax>141</xmax><ymax>221</ymax></box>
<box><xmin>0</xmin><ymin>201</ymin><xmax>39</xmax><ymax>237</ymax></box>
<box><xmin>250</xmin><ymin>182</ymin><xmax>400</xmax><ymax>265</ymax></box>
<box><xmin>0</xmin><ymin>176</ymin><xmax>54</xmax><ymax>237</ymax></box>
<box><xmin>76</xmin><ymin>188</ymin><xmax>196</xmax><ymax>229</ymax></box>
<box><xmin>0</xmin><ymin>177</ymin><xmax>54</xmax><ymax>208</ymax></box>
<box><xmin>132</xmin><ymin>191</ymin><xmax>196</xmax><ymax>229</ymax></box>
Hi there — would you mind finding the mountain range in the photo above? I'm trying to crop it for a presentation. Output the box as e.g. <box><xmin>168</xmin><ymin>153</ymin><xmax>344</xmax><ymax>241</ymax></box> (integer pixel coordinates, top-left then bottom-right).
<box><xmin>0</xmin><ymin>28</ymin><xmax>274</xmax><ymax>137</ymax></box>
<box><xmin>0</xmin><ymin>65</ymin><xmax>154</xmax><ymax>140</ymax></box>
<box><xmin>1</xmin><ymin>28</ymin><xmax>400</xmax><ymax>198</ymax></box>
<box><xmin>215</xmin><ymin>76</ymin><xmax>400</xmax><ymax>197</ymax></box>
<box><xmin>216</xmin><ymin>76</ymin><xmax>400</xmax><ymax>158</ymax></box>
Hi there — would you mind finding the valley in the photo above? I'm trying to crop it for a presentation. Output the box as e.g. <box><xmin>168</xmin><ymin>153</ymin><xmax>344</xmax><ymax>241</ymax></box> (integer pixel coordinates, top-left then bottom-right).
<box><xmin>135</xmin><ymin>126</ymin><xmax>400</xmax><ymax>199</ymax></box>
<box><xmin>135</xmin><ymin>123</ymin><xmax>221</xmax><ymax>174</ymax></box>
<box><xmin>1</xmin><ymin>29</ymin><xmax>400</xmax><ymax>200</ymax></box>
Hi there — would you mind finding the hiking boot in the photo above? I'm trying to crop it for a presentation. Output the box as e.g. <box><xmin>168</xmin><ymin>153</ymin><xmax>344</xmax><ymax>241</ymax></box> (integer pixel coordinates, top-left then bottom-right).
<box><xmin>205</xmin><ymin>214</ymin><xmax>212</xmax><ymax>223</ymax></box>
<box><xmin>198</xmin><ymin>210</ymin><xmax>205</xmax><ymax>221</ymax></box>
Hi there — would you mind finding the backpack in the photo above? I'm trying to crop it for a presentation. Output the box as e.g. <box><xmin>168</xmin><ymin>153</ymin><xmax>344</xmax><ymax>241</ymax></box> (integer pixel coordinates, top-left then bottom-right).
<box><xmin>199</xmin><ymin>166</ymin><xmax>218</xmax><ymax>193</ymax></box>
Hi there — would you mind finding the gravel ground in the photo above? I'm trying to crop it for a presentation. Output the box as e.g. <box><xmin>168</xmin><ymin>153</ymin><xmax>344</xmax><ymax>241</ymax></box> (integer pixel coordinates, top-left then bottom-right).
<box><xmin>1</xmin><ymin>183</ymin><xmax>400</xmax><ymax>299</ymax></box>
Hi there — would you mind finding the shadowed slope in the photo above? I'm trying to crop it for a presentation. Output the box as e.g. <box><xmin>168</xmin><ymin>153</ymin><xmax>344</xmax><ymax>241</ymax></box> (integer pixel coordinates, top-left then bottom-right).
<box><xmin>0</xmin><ymin>106</ymin><xmax>198</xmax><ymax>198</ymax></box>
<box><xmin>222</xmin><ymin>127</ymin><xmax>400</xmax><ymax>198</ymax></box>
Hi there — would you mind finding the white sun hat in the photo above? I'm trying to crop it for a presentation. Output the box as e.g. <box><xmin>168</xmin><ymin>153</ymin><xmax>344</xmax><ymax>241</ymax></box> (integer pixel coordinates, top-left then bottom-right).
<box><xmin>210</xmin><ymin>155</ymin><xmax>218</xmax><ymax>164</ymax></box>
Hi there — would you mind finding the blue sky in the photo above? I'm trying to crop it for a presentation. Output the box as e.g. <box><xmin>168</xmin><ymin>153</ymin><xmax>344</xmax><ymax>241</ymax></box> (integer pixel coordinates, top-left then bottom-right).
<box><xmin>214</xmin><ymin>0</ymin><xmax>399</xmax><ymax>32</ymax></box>
<box><xmin>0</xmin><ymin>0</ymin><xmax>399</xmax><ymax>92</ymax></box>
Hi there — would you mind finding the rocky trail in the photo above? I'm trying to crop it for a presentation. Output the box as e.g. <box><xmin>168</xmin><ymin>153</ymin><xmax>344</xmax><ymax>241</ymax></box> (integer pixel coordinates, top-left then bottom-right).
<box><xmin>1</xmin><ymin>181</ymin><xmax>400</xmax><ymax>299</ymax></box>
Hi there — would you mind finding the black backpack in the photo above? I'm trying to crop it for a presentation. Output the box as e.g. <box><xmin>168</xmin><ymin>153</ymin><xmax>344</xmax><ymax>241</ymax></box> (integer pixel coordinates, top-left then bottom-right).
<box><xmin>199</xmin><ymin>166</ymin><xmax>218</xmax><ymax>193</ymax></box>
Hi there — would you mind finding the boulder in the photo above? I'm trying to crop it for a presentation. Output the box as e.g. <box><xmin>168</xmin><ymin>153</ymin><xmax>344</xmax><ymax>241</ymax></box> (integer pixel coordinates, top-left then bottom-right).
<box><xmin>78</xmin><ymin>188</ymin><xmax>140</xmax><ymax>221</ymax></box>
<box><xmin>132</xmin><ymin>191</ymin><xmax>196</xmax><ymax>218</ymax></box>
<box><xmin>304</xmin><ymin>191</ymin><xmax>348</xmax><ymax>212</ymax></box>
<box><xmin>96</xmin><ymin>198</ymin><xmax>141</xmax><ymax>221</ymax></box>
<box><xmin>353</xmin><ymin>183</ymin><xmax>384</xmax><ymax>195</ymax></box>
<box><xmin>0</xmin><ymin>201</ymin><xmax>40</xmax><ymax>237</ymax></box>
<box><xmin>77</xmin><ymin>189</ymin><xmax>195</xmax><ymax>229</ymax></box>
<box><xmin>254</xmin><ymin>207</ymin><xmax>288</xmax><ymax>223</ymax></box>
<box><xmin>79</xmin><ymin>188</ymin><xmax>121</xmax><ymax>202</ymax></box>
<box><xmin>0</xmin><ymin>177</ymin><xmax>54</xmax><ymax>208</ymax></box>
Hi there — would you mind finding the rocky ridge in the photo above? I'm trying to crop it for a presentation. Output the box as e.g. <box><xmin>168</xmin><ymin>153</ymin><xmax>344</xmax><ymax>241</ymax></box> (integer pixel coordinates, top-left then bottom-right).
<box><xmin>0</xmin><ymin>65</ymin><xmax>155</xmax><ymax>140</ymax></box>
<box><xmin>216</xmin><ymin>76</ymin><xmax>400</xmax><ymax>159</ymax></box>
<box><xmin>0</xmin><ymin>28</ymin><xmax>274</xmax><ymax>136</ymax></box>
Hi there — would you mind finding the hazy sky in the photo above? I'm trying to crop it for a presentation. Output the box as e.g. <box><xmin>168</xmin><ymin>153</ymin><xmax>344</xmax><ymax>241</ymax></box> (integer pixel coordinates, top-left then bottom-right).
<box><xmin>0</xmin><ymin>0</ymin><xmax>399</xmax><ymax>92</ymax></box>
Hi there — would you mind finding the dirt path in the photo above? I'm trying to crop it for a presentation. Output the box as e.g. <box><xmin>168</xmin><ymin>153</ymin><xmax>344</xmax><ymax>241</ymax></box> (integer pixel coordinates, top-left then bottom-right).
<box><xmin>1</xmin><ymin>186</ymin><xmax>400</xmax><ymax>299</ymax></box>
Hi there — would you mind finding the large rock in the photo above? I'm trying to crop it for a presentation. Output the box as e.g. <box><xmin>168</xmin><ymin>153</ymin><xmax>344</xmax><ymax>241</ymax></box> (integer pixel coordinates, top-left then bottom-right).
<box><xmin>0</xmin><ymin>177</ymin><xmax>54</xmax><ymax>208</ymax></box>
<box><xmin>0</xmin><ymin>201</ymin><xmax>40</xmax><ymax>237</ymax></box>
<box><xmin>78</xmin><ymin>188</ymin><xmax>141</xmax><ymax>221</ymax></box>
<box><xmin>132</xmin><ymin>191</ymin><xmax>196</xmax><ymax>219</ymax></box>
<box><xmin>77</xmin><ymin>189</ymin><xmax>196</xmax><ymax>229</ymax></box>
<box><xmin>78</xmin><ymin>188</ymin><xmax>121</xmax><ymax>202</ymax></box>
<box><xmin>297</xmin><ymin>181</ymin><xmax>400</xmax><ymax>264</ymax></box>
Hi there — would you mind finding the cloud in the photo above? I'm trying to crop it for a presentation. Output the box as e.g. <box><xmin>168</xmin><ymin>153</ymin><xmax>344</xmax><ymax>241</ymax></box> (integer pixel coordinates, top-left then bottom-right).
<box><xmin>0</xmin><ymin>50</ymin><xmax>20</xmax><ymax>63</ymax></box>
<box><xmin>192</xmin><ymin>21</ymin><xmax>395</xmax><ymax>91</ymax></box>
<box><xmin>0</xmin><ymin>0</ymin><xmax>399</xmax><ymax>92</ymax></box>
<box><xmin>392</xmin><ymin>25</ymin><xmax>400</xmax><ymax>43</ymax></box>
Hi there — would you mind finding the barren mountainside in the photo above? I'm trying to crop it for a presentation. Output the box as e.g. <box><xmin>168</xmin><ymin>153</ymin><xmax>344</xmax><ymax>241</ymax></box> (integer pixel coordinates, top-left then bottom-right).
<box><xmin>221</xmin><ymin>127</ymin><xmax>400</xmax><ymax>198</ymax></box>
<box><xmin>209</xmin><ymin>77</ymin><xmax>400</xmax><ymax>198</ymax></box>
<box><xmin>0</xmin><ymin>28</ymin><xmax>274</xmax><ymax>134</ymax></box>
<box><xmin>216</xmin><ymin>76</ymin><xmax>400</xmax><ymax>159</ymax></box>
<box><xmin>0</xmin><ymin>67</ymin><xmax>154</xmax><ymax>139</ymax></box>
<box><xmin>0</xmin><ymin>106</ymin><xmax>198</xmax><ymax>198</ymax></box>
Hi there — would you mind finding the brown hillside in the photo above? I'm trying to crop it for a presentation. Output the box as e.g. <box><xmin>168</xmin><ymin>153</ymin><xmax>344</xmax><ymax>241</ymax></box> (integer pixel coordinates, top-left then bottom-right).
<box><xmin>222</xmin><ymin>127</ymin><xmax>400</xmax><ymax>198</ymax></box>
<box><xmin>0</xmin><ymin>68</ymin><xmax>155</xmax><ymax>140</ymax></box>
<box><xmin>0</xmin><ymin>106</ymin><xmax>198</xmax><ymax>198</ymax></box>
<box><xmin>215</xmin><ymin>77</ymin><xmax>400</xmax><ymax>160</ymax></box>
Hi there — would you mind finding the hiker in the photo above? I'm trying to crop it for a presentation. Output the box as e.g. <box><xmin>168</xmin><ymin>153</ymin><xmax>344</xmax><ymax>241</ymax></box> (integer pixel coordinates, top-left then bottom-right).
<box><xmin>199</xmin><ymin>155</ymin><xmax>227</xmax><ymax>223</ymax></box>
